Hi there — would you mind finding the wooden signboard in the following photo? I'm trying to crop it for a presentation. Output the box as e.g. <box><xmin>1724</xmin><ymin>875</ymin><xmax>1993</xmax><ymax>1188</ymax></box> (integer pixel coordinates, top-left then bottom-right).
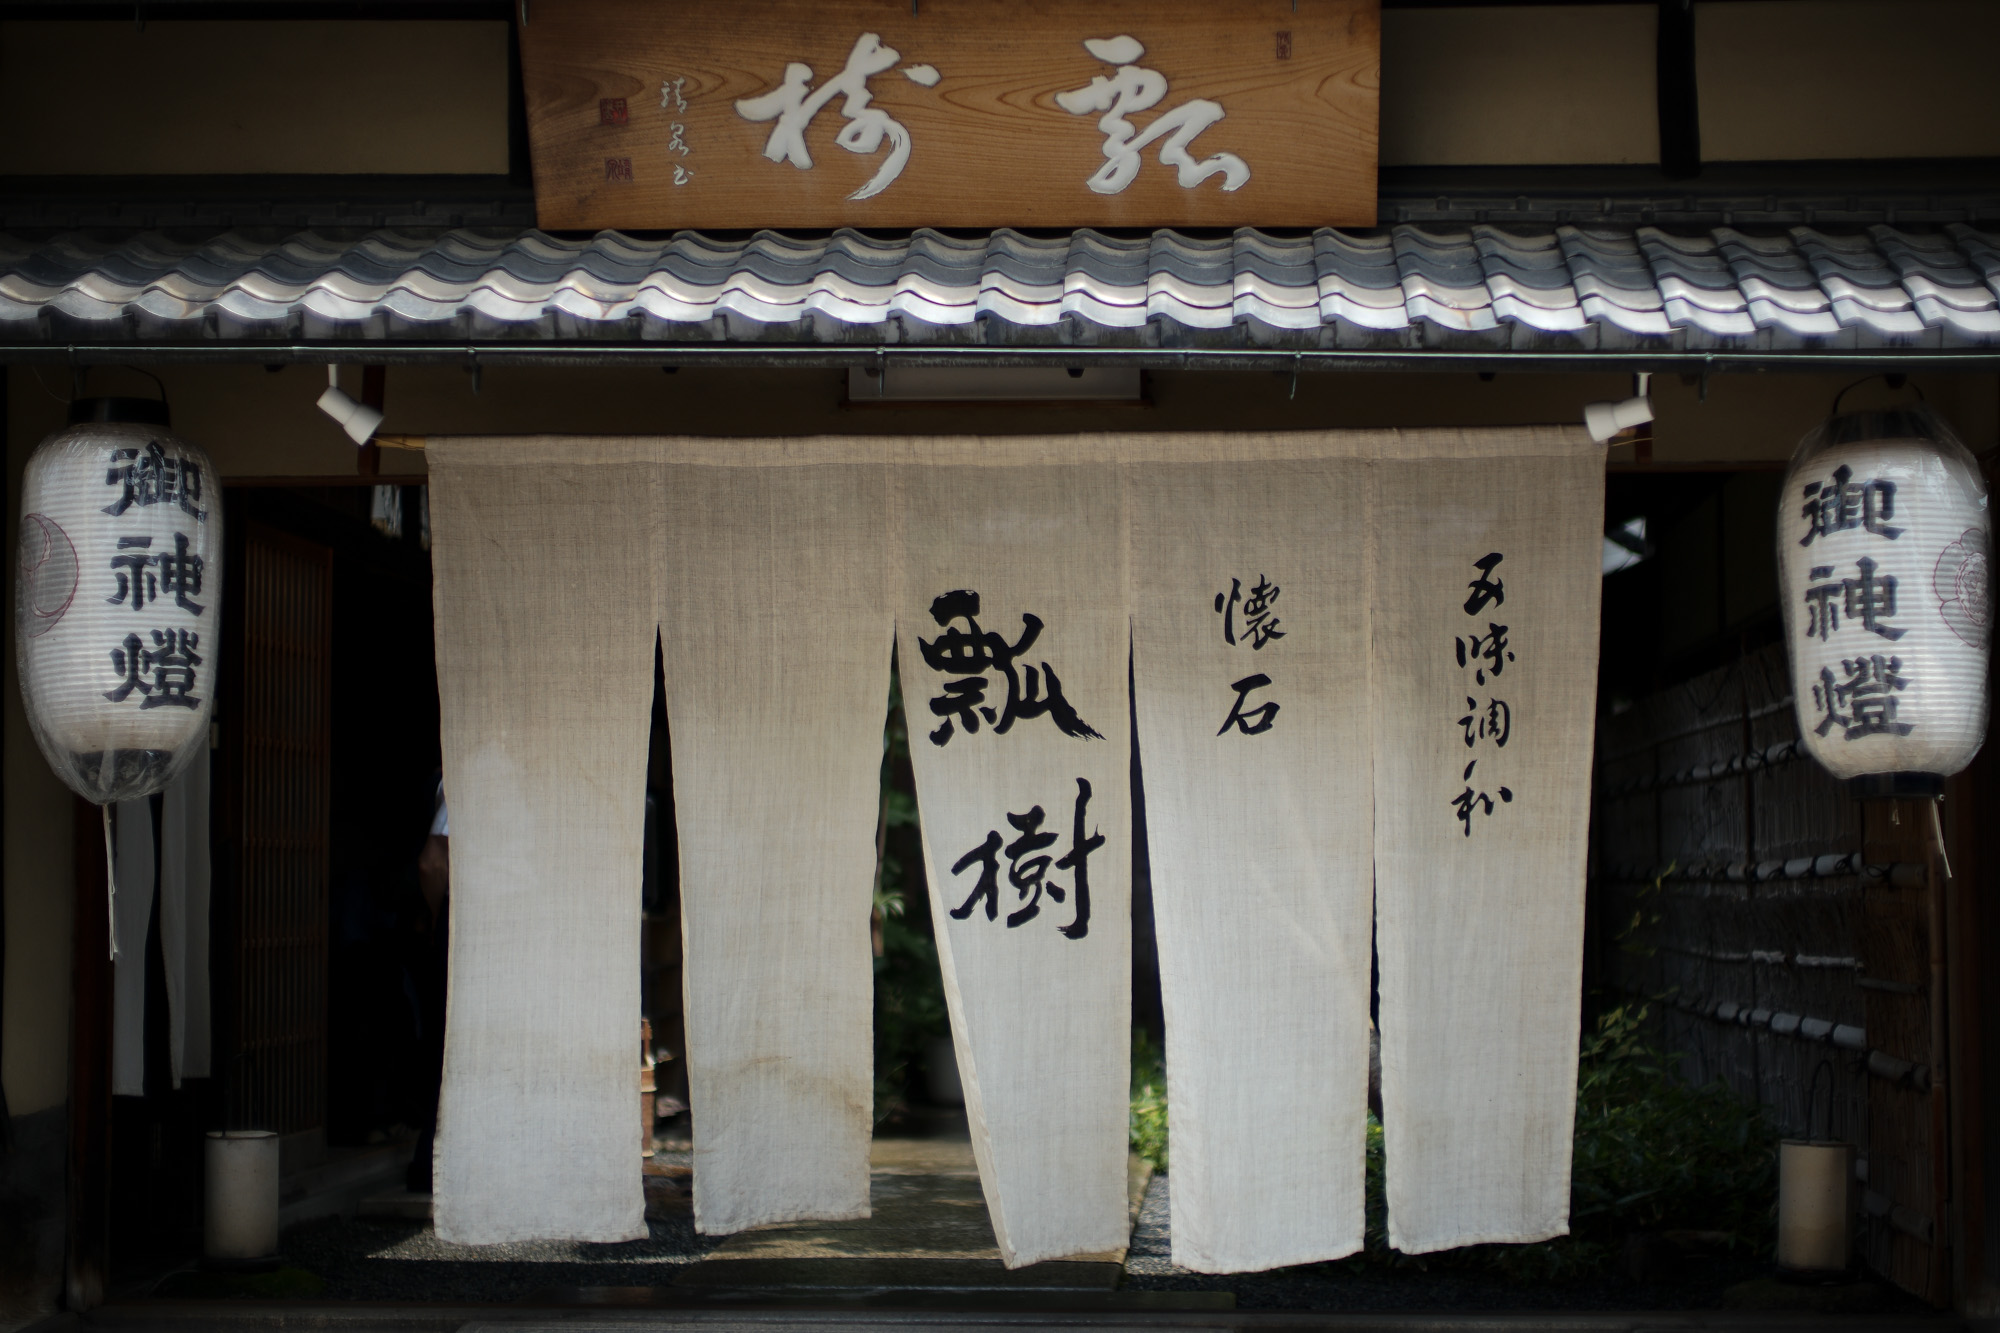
<box><xmin>519</xmin><ymin>0</ymin><xmax>1379</xmax><ymax>230</ymax></box>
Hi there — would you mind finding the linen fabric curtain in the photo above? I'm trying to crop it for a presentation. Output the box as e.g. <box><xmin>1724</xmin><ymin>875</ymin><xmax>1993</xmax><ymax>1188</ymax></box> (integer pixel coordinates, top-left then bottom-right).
<box><xmin>160</xmin><ymin>752</ymin><xmax>212</xmax><ymax>1084</ymax></box>
<box><xmin>111</xmin><ymin>754</ymin><xmax>213</xmax><ymax>1095</ymax></box>
<box><xmin>1128</xmin><ymin>436</ymin><xmax>1377</xmax><ymax>1273</ymax></box>
<box><xmin>423</xmin><ymin>429</ymin><xmax>1603</xmax><ymax>1261</ymax></box>
<box><xmin>1371</xmin><ymin>427</ymin><xmax>1604</xmax><ymax>1252</ymax></box>
<box><xmin>658</xmin><ymin>444</ymin><xmax>893</xmax><ymax>1234</ymax></box>
<box><xmin>896</xmin><ymin>441</ymin><xmax>1133</xmax><ymax>1269</ymax></box>
<box><xmin>427</xmin><ymin>439</ymin><xmax>657</xmax><ymax>1245</ymax></box>
<box><xmin>111</xmin><ymin>796</ymin><xmax>155</xmax><ymax>1097</ymax></box>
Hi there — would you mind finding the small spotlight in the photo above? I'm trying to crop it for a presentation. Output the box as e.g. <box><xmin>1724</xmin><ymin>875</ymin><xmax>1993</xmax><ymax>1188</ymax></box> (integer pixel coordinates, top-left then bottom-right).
<box><xmin>1584</xmin><ymin>396</ymin><xmax>1654</xmax><ymax>444</ymax></box>
<box><xmin>317</xmin><ymin>366</ymin><xmax>383</xmax><ymax>446</ymax></box>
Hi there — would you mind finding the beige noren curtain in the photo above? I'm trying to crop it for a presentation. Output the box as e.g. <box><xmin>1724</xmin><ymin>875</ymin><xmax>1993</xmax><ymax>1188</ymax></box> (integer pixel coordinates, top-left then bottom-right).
<box><xmin>897</xmin><ymin>439</ymin><xmax>1133</xmax><ymax>1269</ymax></box>
<box><xmin>1128</xmin><ymin>434</ymin><xmax>1378</xmax><ymax>1273</ymax></box>
<box><xmin>428</xmin><ymin>439</ymin><xmax>657</xmax><ymax>1244</ymax></box>
<box><xmin>658</xmin><ymin>442</ymin><xmax>892</xmax><ymax>1234</ymax></box>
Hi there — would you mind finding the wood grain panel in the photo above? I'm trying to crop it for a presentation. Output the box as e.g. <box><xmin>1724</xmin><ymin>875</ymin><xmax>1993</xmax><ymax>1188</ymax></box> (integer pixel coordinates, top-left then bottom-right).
<box><xmin>521</xmin><ymin>0</ymin><xmax>1378</xmax><ymax>229</ymax></box>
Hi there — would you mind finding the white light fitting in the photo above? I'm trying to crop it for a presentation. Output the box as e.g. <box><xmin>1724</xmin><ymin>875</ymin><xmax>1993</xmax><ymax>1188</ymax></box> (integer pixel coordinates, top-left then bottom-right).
<box><xmin>317</xmin><ymin>366</ymin><xmax>384</xmax><ymax>445</ymax></box>
<box><xmin>1583</xmin><ymin>396</ymin><xmax>1654</xmax><ymax>444</ymax></box>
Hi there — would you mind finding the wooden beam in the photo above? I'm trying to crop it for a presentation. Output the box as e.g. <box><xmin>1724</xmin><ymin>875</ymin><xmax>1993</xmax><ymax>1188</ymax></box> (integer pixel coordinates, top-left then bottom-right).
<box><xmin>356</xmin><ymin>365</ymin><xmax>386</xmax><ymax>478</ymax></box>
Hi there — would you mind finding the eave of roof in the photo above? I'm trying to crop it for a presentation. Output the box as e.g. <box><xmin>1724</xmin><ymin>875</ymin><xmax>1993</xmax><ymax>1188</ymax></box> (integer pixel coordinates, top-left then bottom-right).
<box><xmin>0</xmin><ymin>223</ymin><xmax>1995</xmax><ymax>365</ymax></box>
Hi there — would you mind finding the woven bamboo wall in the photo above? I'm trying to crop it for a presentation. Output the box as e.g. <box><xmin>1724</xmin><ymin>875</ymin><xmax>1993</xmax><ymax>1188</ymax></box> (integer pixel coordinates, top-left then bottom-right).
<box><xmin>1595</xmin><ymin>639</ymin><xmax>1945</xmax><ymax>1299</ymax></box>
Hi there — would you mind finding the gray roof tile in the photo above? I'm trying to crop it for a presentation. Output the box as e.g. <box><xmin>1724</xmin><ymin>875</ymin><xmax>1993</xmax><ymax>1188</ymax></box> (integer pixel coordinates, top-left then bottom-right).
<box><xmin>0</xmin><ymin>224</ymin><xmax>1995</xmax><ymax>350</ymax></box>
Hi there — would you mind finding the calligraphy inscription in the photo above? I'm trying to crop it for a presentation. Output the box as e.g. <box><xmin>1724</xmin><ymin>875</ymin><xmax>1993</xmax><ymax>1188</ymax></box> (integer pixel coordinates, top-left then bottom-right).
<box><xmin>1794</xmin><ymin>462</ymin><xmax>1915</xmax><ymax>741</ymax></box>
<box><xmin>949</xmin><ymin>777</ymin><xmax>1102</xmax><ymax>940</ymax></box>
<box><xmin>100</xmin><ymin>440</ymin><xmax>209</xmax><ymax>711</ymax></box>
<box><xmin>1213</xmin><ymin>573</ymin><xmax>1284</xmax><ymax>736</ymax></box>
<box><xmin>917</xmin><ymin>589</ymin><xmax>1101</xmax><ymax>747</ymax></box>
<box><xmin>660</xmin><ymin>76</ymin><xmax>694</xmax><ymax>185</ymax></box>
<box><xmin>1451</xmin><ymin>552</ymin><xmax>1515</xmax><ymax>836</ymax></box>
<box><xmin>519</xmin><ymin>0</ymin><xmax>1379</xmax><ymax>230</ymax></box>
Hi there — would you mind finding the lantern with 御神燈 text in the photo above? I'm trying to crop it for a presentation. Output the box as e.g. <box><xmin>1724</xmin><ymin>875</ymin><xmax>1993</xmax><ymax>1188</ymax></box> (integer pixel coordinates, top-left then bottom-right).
<box><xmin>1778</xmin><ymin>406</ymin><xmax>1990</xmax><ymax>797</ymax></box>
<box><xmin>16</xmin><ymin>398</ymin><xmax>222</xmax><ymax>805</ymax></box>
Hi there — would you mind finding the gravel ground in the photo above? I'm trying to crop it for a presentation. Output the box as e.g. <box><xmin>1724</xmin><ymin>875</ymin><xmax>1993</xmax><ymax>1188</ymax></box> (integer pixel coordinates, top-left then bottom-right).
<box><xmin>269</xmin><ymin>1144</ymin><xmax>721</xmax><ymax>1303</ymax></box>
<box><xmin>280</xmin><ymin>1210</ymin><xmax>720</xmax><ymax>1303</ymax></box>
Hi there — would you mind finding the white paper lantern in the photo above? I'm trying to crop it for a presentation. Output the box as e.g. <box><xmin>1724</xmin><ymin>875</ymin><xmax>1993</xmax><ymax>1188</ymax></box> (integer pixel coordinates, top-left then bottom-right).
<box><xmin>1778</xmin><ymin>407</ymin><xmax>1990</xmax><ymax>795</ymax></box>
<box><xmin>16</xmin><ymin>400</ymin><xmax>222</xmax><ymax>804</ymax></box>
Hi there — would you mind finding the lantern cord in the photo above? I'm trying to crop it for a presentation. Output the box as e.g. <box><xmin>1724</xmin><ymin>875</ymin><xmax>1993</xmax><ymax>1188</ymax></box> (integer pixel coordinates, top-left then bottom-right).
<box><xmin>1929</xmin><ymin>800</ymin><xmax>1954</xmax><ymax>883</ymax></box>
<box><xmin>102</xmin><ymin>804</ymin><xmax>120</xmax><ymax>962</ymax></box>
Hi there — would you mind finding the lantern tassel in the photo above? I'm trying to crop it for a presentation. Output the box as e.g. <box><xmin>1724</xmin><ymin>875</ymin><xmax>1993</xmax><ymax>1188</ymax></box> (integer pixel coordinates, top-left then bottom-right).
<box><xmin>103</xmin><ymin>803</ymin><xmax>120</xmax><ymax>961</ymax></box>
<box><xmin>1930</xmin><ymin>800</ymin><xmax>1954</xmax><ymax>883</ymax></box>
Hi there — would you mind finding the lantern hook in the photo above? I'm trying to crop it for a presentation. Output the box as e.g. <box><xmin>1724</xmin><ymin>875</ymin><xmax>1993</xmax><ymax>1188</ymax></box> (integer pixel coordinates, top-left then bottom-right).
<box><xmin>1831</xmin><ymin>373</ymin><xmax>1928</xmax><ymax>416</ymax></box>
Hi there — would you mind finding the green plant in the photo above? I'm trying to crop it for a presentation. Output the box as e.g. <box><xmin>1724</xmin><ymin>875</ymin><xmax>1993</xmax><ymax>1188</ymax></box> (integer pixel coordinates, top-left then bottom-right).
<box><xmin>871</xmin><ymin>672</ymin><xmax>948</xmax><ymax>1123</ymax></box>
<box><xmin>1129</xmin><ymin>1026</ymin><xmax>1169</xmax><ymax>1171</ymax></box>
<box><xmin>1565</xmin><ymin>1002</ymin><xmax>1776</xmax><ymax>1241</ymax></box>
<box><xmin>1614</xmin><ymin>863</ymin><xmax>1674</xmax><ymax>960</ymax></box>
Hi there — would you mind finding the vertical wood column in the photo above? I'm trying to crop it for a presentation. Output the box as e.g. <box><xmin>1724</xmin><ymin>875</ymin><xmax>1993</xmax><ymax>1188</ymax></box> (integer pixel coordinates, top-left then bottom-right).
<box><xmin>1861</xmin><ymin>796</ymin><xmax>1949</xmax><ymax>1304</ymax></box>
<box><xmin>65</xmin><ymin>796</ymin><xmax>111</xmax><ymax>1310</ymax></box>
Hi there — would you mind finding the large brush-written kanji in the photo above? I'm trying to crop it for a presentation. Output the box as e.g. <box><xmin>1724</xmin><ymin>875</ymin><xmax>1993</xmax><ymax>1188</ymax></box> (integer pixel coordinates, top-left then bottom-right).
<box><xmin>897</xmin><ymin>440</ymin><xmax>1133</xmax><ymax>1268</ymax></box>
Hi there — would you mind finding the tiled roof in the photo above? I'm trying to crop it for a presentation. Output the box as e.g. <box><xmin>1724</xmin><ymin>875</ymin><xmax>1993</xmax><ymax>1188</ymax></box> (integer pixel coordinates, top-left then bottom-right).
<box><xmin>1</xmin><ymin>223</ymin><xmax>1996</xmax><ymax>351</ymax></box>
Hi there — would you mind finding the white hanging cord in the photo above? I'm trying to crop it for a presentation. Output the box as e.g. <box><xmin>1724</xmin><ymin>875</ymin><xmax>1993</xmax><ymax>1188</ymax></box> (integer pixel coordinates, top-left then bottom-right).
<box><xmin>1930</xmin><ymin>799</ymin><xmax>1954</xmax><ymax>882</ymax></box>
<box><xmin>103</xmin><ymin>803</ymin><xmax>120</xmax><ymax>961</ymax></box>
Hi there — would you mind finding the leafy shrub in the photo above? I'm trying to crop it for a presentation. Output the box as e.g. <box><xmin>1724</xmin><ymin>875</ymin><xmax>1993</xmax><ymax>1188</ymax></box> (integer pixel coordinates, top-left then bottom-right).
<box><xmin>872</xmin><ymin>676</ymin><xmax>948</xmax><ymax>1123</ymax></box>
<box><xmin>1562</xmin><ymin>1003</ymin><xmax>1776</xmax><ymax>1245</ymax></box>
<box><xmin>1130</xmin><ymin>1027</ymin><xmax>1169</xmax><ymax>1171</ymax></box>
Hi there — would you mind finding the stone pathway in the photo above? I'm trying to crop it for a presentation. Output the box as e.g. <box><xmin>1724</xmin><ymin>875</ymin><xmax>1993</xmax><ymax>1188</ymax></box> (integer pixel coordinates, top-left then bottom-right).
<box><xmin>676</xmin><ymin>1133</ymin><xmax>1152</xmax><ymax>1293</ymax></box>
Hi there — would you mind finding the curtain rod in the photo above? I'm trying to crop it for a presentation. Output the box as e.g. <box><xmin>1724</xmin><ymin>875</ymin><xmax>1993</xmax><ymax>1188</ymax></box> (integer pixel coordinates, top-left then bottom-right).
<box><xmin>2</xmin><ymin>344</ymin><xmax>1996</xmax><ymax>375</ymax></box>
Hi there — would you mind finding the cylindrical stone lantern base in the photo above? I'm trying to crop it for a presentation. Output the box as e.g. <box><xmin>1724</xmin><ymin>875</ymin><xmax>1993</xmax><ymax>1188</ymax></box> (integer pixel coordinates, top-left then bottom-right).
<box><xmin>204</xmin><ymin>1130</ymin><xmax>280</xmax><ymax>1260</ymax></box>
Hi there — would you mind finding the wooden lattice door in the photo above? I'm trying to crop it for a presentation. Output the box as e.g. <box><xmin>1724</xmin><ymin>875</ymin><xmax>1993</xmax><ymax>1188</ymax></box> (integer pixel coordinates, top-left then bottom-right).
<box><xmin>217</xmin><ymin>520</ymin><xmax>332</xmax><ymax>1150</ymax></box>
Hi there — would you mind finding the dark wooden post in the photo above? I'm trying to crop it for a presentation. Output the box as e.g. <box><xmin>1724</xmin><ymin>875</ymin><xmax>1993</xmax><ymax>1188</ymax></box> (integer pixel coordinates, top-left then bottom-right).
<box><xmin>65</xmin><ymin>796</ymin><xmax>112</xmax><ymax>1310</ymax></box>
<box><xmin>356</xmin><ymin>365</ymin><xmax>385</xmax><ymax>477</ymax></box>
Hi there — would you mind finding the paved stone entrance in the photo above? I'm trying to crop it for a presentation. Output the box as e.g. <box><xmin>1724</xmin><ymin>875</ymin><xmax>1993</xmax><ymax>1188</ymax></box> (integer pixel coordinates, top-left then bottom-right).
<box><xmin>675</xmin><ymin>1134</ymin><xmax>1151</xmax><ymax>1296</ymax></box>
